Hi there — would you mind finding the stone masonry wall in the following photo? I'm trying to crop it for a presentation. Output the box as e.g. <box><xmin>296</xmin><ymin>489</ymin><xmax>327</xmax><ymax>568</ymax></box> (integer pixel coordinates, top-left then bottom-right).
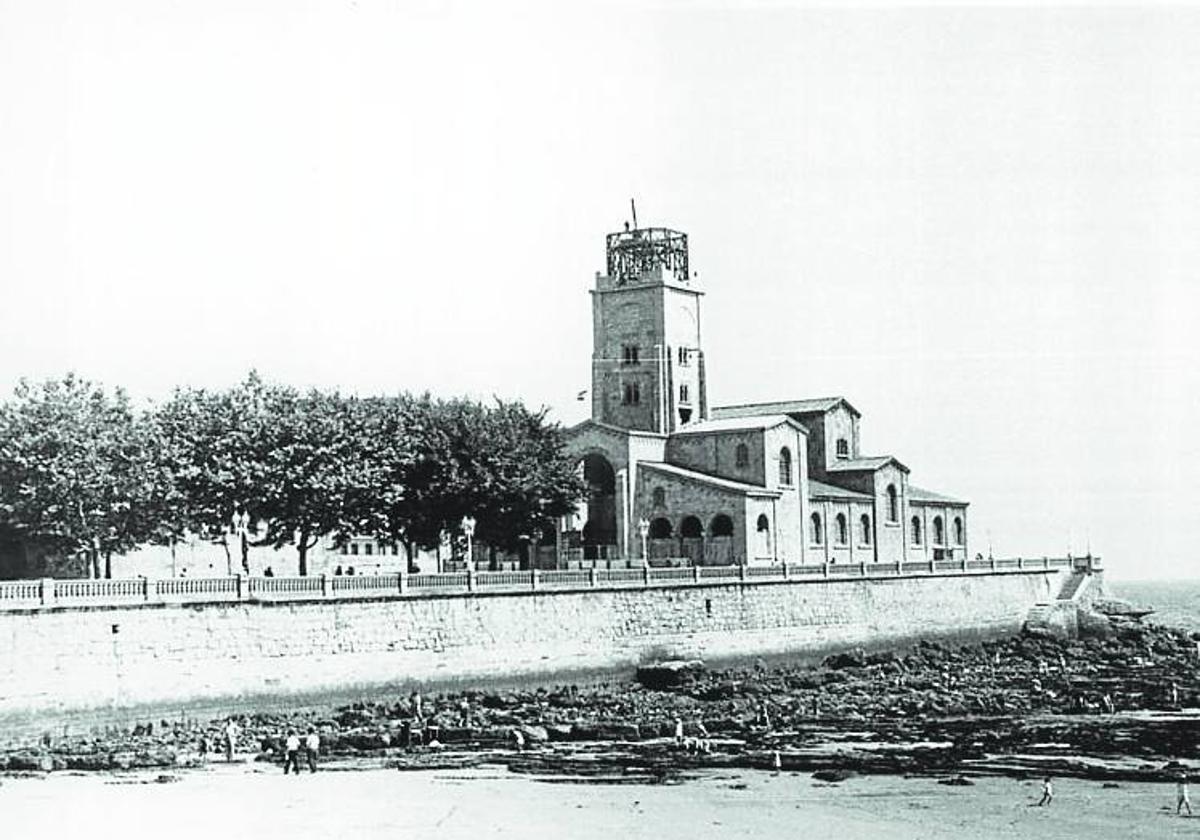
<box><xmin>0</xmin><ymin>571</ymin><xmax>1061</xmax><ymax>724</ymax></box>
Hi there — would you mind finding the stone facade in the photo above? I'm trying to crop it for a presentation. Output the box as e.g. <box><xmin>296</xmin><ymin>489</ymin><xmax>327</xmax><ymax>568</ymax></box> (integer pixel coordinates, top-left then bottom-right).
<box><xmin>565</xmin><ymin>225</ymin><xmax>969</xmax><ymax>568</ymax></box>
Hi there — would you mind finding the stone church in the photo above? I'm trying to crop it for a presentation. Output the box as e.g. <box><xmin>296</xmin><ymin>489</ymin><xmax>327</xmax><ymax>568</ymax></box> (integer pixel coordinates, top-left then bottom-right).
<box><xmin>563</xmin><ymin>224</ymin><xmax>968</xmax><ymax>567</ymax></box>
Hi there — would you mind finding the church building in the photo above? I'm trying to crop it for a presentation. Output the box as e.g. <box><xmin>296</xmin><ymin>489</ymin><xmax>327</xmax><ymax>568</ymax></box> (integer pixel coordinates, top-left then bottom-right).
<box><xmin>563</xmin><ymin>224</ymin><xmax>968</xmax><ymax>567</ymax></box>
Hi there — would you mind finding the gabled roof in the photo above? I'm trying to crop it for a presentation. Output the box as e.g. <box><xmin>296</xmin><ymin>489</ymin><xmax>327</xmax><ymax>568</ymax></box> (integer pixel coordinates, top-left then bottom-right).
<box><xmin>671</xmin><ymin>414</ymin><xmax>807</xmax><ymax>437</ymax></box>
<box><xmin>808</xmin><ymin>479</ymin><xmax>873</xmax><ymax>502</ymax></box>
<box><xmin>640</xmin><ymin>461</ymin><xmax>781</xmax><ymax>498</ymax></box>
<box><xmin>826</xmin><ymin>456</ymin><xmax>910</xmax><ymax>474</ymax></box>
<box><xmin>565</xmin><ymin>419</ymin><xmax>668</xmax><ymax>439</ymax></box>
<box><xmin>908</xmin><ymin>485</ymin><xmax>968</xmax><ymax>506</ymax></box>
<box><xmin>711</xmin><ymin>396</ymin><xmax>861</xmax><ymax>420</ymax></box>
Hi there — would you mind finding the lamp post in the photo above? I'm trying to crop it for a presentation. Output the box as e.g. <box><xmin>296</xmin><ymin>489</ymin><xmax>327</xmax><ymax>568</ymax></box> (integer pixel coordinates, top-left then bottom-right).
<box><xmin>637</xmin><ymin>517</ymin><xmax>650</xmax><ymax>564</ymax></box>
<box><xmin>461</xmin><ymin>516</ymin><xmax>477</xmax><ymax>571</ymax></box>
<box><xmin>231</xmin><ymin>506</ymin><xmax>251</xmax><ymax>575</ymax></box>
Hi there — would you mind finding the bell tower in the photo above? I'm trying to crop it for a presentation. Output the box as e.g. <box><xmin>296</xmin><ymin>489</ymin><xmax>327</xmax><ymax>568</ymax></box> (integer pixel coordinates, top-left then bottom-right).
<box><xmin>590</xmin><ymin>224</ymin><xmax>707</xmax><ymax>434</ymax></box>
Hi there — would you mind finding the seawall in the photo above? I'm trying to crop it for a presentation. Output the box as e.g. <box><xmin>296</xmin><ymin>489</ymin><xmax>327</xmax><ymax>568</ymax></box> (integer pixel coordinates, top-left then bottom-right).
<box><xmin>0</xmin><ymin>563</ymin><xmax>1086</xmax><ymax>728</ymax></box>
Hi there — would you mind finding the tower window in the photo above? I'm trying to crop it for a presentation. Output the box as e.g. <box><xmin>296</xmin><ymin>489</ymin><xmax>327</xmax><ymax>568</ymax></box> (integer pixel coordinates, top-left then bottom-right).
<box><xmin>933</xmin><ymin>516</ymin><xmax>945</xmax><ymax>546</ymax></box>
<box><xmin>860</xmin><ymin>514</ymin><xmax>872</xmax><ymax>545</ymax></box>
<box><xmin>735</xmin><ymin>443</ymin><xmax>749</xmax><ymax>468</ymax></box>
<box><xmin>810</xmin><ymin>512</ymin><xmax>823</xmax><ymax>545</ymax></box>
<box><xmin>954</xmin><ymin>516</ymin><xmax>964</xmax><ymax>545</ymax></box>
<box><xmin>835</xmin><ymin>513</ymin><xmax>848</xmax><ymax>546</ymax></box>
<box><xmin>622</xmin><ymin>383</ymin><xmax>641</xmax><ymax>405</ymax></box>
<box><xmin>621</xmin><ymin>345</ymin><xmax>640</xmax><ymax>365</ymax></box>
<box><xmin>886</xmin><ymin>484</ymin><xmax>898</xmax><ymax>522</ymax></box>
<box><xmin>836</xmin><ymin>438</ymin><xmax>849</xmax><ymax>459</ymax></box>
<box><xmin>680</xmin><ymin>384</ymin><xmax>690</xmax><ymax>404</ymax></box>
<box><xmin>677</xmin><ymin>347</ymin><xmax>690</xmax><ymax>366</ymax></box>
<box><xmin>911</xmin><ymin>515</ymin><xmax>922</xmax><ymax>546</ymax></box>
<box><xmin>778</xmin><ymin>447</ymin><xmax>792</xmax><ymax>486</ymax></box>
<box><xmin>364</xmin><ymin>543</ymin><xmax>374</xmax><ymax>556</ymax></box>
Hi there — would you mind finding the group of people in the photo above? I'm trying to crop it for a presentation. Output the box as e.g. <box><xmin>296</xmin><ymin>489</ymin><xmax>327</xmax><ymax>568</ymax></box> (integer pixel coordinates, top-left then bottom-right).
<box><xmin>282</xmin><ymin>731</ymin><xmax>322</xmax><ymax>774</ymax></box>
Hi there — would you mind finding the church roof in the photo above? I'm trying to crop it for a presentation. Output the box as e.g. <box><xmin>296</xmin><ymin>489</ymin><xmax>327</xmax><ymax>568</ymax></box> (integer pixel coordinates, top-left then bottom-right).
<box><xmin>825</xmin><ymin>456</ymin><xmax>910</xmax><ymax>474</ymax></box>
<box><xmin>711</xmin><ymin>397</ymin><xmax>861</xmax><ymax>419</ymax></box>
<box><xmin>565</xmin><ymin>419</ymin><xmax>668</xmax><ymax>439</ymax></box>
<box><xmin>640</xmin><ymin>462</ymin><xmax>781</xmax><ymax>498</ymax></box>
<box><xmin>808</xmin><ymin>479</ymin><xmax>873</xmax><ymax>501</ymax></box>
<box><xmin>671</xmin><ymin>415</ymin><xmax>806</xmax><ymax>436</ymax></box>
<box><xmin>908</xmin><ymin>485</ymin><xmax>968</xmax><ymax>505</ymax></box>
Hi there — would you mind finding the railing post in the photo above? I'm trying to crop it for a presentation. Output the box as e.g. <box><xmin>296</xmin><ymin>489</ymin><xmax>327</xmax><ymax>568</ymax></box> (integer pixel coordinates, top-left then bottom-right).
<box><xmin>40</xmin><ymin>578</ymin><xmax>54</xmax><ymax>607</ymax></box>
<box><xmin>1043</xmin><ymin>556</ymin><xmax>1049</xmax><ymax>570</ymax></box>
<box><xmin>693</xmin><ymin>565</ymin><xmax>701</xmax><ymax>583</ymax></box>
<box><xmin>531</xmin><ymin>569</ymin><xmax>540</xmax><ymax>591</ymax></box>
<box><xmin>961</xmin><ymin>556</ymin><xmax>967</xmax><ymax>573</ymax></box>
<box><xmin>928</xmin><ymin>560</ymin><xmax>935</xmax><ymax>574</ymax></box>
<box><xmin>823</xmin><ymin>561</ymin><xmax>830</xmax><ymax>578</ymax></box>
<box><xmin>782</xmin><ymin>561</ymin><xmax>790</xmax><ymax>580</ymax></box>
<box><xmin>1017</xmin><ymin>556</ymin><xmax>1025</xmax><ymax>570</ymax></box>
<box><xmin>990</xmin><ymin>556</ymin><xmax>996</xmax><ymax>572</ymax></box>
<box><xmin>739</xmin><ymin>563</ymin><xmax>747</xmax><ymax>581</ymax></box>
<box><xmin>143</xmin><ymin>577</ymin><xmax>155</xmax><ymax>602</ymax></box>
<box><xmin>320</xmin><ymin>573</ymin><xmax>330</xmax><ymax>598</ymax></box>
<box><xmin>642</xmin><ymin>565</ymin><xmax>651</xmax><ymax>586</ymax></box>
<box><xmin>398</xmin><ymin>571</ymin><xmax>407</xmax><ymax>595</ymax></box>
<box><xmin>589</xmin><ymin>567</ymin><xmax>598</xmax><ymax>588</ymax></box>
<box><xmin>860</xmin><ymin>561</ymin><xmax>867</xmax><ymax>577</ymax></box>
<box><xmin>236</xmin><ymin>574</ymin><xmax>247</xmax><ymax>601</ymax></box>
<box><xmin>466</xmin><ymin>568</ymin><xmax>475</xmax><ymax>592</ymax></box>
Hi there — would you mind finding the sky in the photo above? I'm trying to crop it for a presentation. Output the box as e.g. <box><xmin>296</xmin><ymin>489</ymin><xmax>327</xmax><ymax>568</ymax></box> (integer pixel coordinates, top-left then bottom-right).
<box><xmin>1</xmin><ymin>1</ymin><xmax>1198</xmax><ymax>580</ymax></box>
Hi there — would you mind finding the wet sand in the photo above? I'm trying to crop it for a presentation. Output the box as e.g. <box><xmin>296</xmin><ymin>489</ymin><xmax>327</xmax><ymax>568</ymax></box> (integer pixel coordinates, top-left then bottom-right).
<box><xmin>2</xmin><ymin>761</ymin><xmax>1196</xmax><ymax>840</ymax></box>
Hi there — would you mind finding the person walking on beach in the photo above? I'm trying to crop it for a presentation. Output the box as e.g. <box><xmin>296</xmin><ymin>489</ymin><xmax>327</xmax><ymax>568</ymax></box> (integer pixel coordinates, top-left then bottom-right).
<box><xmin>283</xmin><ymin>731</ymin><xmax>302</xmax><ymax>775</ymax></box>
<box><xmin>1177</xmin><ymin>772</ymin><xmax>1192</xmax><ymax>815</ymax></box>
<box><xmin>1037</xmin><ymin>776</ymin><xmax>1054</xmax><ymax>806</ymax></box>
<box><xmin>305</xmin><ymin>731</ymin><xmax>320</xmax><ymax>773</ymax></box>
<box><xmin>224</xmin><ymin>719</ymin><xmax>239</xmax><ymax>762</ymax></box>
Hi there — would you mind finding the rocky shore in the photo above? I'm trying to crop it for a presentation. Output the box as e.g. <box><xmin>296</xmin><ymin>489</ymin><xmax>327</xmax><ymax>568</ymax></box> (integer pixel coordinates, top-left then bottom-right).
<box><xmin>4</xmin><ymin>608</ymin><xmax>1198</xmax><ymax>784</ymax></box>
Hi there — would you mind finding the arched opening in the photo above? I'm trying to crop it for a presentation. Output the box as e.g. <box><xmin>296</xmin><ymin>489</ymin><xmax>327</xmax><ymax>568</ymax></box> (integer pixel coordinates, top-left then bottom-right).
<box><xmin>581</xmin><ymin>453</ymin><xmax>617</xmax><ymax>560</ymax></box>
<box><xmin>756</xmin><ymin>513</ymin><xmax>771</xmax><ymax>558</ymax></box>
<box><xmin>707</xmin><ymin>514</ymin><xmax>734</xmax><ymax>566</ymax></box>
<box><xmin>649</xmin><ymin>518</ymin><xmax>673</xmax><ymax>539</ymax></box>
<box><xmin>886</xmin><ymin>484</ymin><xmax>898</xmax><ymax>522</ymax></box>
<box><xmin>836</xmin><ymin>438</ymin><xmax>849</xmax><ymax>459</ymax></box>
<box><xmin>709</xmin><ymin>515</ymin><xmax>734</xmax><ymax>537</ymax></box>
<box><xmin>835</xmin><ymin>513</ymin><xmax>848</xmax><ymax>546</ymax></box>
<box><xmin>933</xmin><ymin>516</ymin><xmax>945</xmax><ymax>546</ymax></box>
<box><xmin>810</xmin><ymin>512</ymin><xmax>823</xmax><ymax>545</ymax></box>
<box><xmin>953</xmin><ymin>516</ymin><xmax>964</xmax><ymax>545</ymax></box>
<box><xmin>778</xmin><ymin>447</ymin><xmax>793</xmax><ymax>486</ymax></box>
<box><xmin>860</xmin><ymin>513</ymin><xmax>872</xmax><ymax>546</ymax></box>
<box><xmin>735</xmin><ymin>443</ymin><xmax>749</xmax><ymax>469</ymax></box>
<box><xmin>680</xmin><ymin>515</ymin><xmax>704</xmax><ymax>566</ymax></box>
<box><xmin>911</xmin><ymin>515</ymin><xmax>922</xmax><ymax>546</ymax></box>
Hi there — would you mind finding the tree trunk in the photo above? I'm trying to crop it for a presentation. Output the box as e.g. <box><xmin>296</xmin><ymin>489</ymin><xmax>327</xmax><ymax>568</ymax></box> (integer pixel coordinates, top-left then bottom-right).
<box><xmin>297</xmin><ymin>530</ymin><xmax>309</xmax><ymax>577</ymax></box>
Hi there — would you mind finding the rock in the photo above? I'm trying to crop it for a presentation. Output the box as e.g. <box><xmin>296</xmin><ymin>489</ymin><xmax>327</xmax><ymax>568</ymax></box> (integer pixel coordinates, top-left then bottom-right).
<box><xmin>1077</xmin><ymin>610</ymin><xmax>1115</xmax><ymax>640</ymax></box>
<box><xmin>938</xmin><ymin>775</ymin><xmax>974</xmax><ymax>786</ymax></box>
<box><xmin>7</xmin><ymin>751</ymin><xmax>54</xmax><ymax>772</ymax></box>
<box><xmin>812</xmin><ymin>768</ymin><xmax>856</xmax><ymax>782</ymax></box>
<box><xmin>823</xmin><ymin>649</ymin><xmax>867</xmax><ymax>670</ymax></box>
<box><xmin>519</xmin><ymin>725</ymin><xmax>549</xmax><ymax>743</ymax></box>
<box><xmin>636</xmin><ymin>660</ymin><xmax>706</xmax><ymax>690</ymax></box>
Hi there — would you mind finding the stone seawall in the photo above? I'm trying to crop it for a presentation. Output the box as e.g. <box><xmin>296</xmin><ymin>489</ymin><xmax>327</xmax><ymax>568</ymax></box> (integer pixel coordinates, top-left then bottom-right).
<box><xmin>0</xmin><ymin>569</ymin><xmax>1067</xmax><ymax>725</ymax></box>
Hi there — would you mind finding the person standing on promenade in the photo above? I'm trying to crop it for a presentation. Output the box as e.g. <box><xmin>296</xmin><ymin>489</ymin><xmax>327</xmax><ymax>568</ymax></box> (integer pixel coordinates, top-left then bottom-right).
<box><xmin>305</xmin><ymin>731</ymin><xmax>320</xmax><ymax>773</ymax></box>
<box><xmin>1037</xmin><ymin>777</ymin><xmax>1054</xmax><ymax>806</ymax></box>
<box><xmin>224</xmin><ymin>719</ymin><xmax>239</xmax><ymax>762</ymax></box>
<box><xmin>1177</xmin><ymin>772</ymin><xmax>1192</xmax><ymax>815</ymax></box>
<box><xmin>283</xmin><ymin>731</ymin><xmax>302</xmax><ymax>775</ymax></box>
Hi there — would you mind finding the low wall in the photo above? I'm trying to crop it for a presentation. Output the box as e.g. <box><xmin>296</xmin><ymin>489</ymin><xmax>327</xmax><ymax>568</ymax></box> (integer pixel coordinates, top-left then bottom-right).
<box><xmin>0</xmin><ymin>567</ymin><xmax>1069</xmax><ymax>728</ymax></box>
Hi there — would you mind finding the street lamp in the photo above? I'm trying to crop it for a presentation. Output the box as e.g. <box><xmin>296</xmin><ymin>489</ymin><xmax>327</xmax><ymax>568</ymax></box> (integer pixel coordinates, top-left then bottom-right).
<box><xmin>461</xmin><ymin>516</ymin><xmax>477</xmax><ymax>571</ymax></box>
<box><xmin>637</xmin><ymin>517</ymin><xmax>650</xmax><ymax>563</ymax></box>
<box><xmin>232</xmin><ymin>506</ymin><xmax>251</xmax><ymax>575</ymax></box>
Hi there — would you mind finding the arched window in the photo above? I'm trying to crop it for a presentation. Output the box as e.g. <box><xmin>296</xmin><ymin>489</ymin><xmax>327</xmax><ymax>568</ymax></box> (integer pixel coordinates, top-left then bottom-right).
<box><xmin>953</xmin><ymin>516</ymin><xmax>964</xmax><ymax>545</ymax></box>
<box><xmin>680</xmin><ymin>516</ymin><xmax>703</xmax><ymax>539</ymax></box>
<box><xmin>911</xmin><ymin>515</ymin><xmax>922</xmax><ymax>546</ymax></box>
<box><xmin>756</xmin><ymin>514</ymin><xmax>771</xmax><ymax>556</ymax></box>
<box><xmin>836</xmin><ymin>438</ymin><xmax>849</xmax><ymax>459</ymax></box>
<box><xmin>933</xmin><ymin>516</ymin><xmax>945</xmax><ymax>546</ymax></box>
<box><xmin>860</xmin><ymin>514</ymin><xmax>872</xmax><ymax>545</ymax></box>
<box><xmin>649</xmin><ymin>517</ymin><xmax>673</xmax><ymax>539</ymax></box>
<box><xmin>735</xmin><ymin>443</ymin><xmax>749</xmax><ymax>468</ymax></box>
<box><xmin>886</xmin><ymin>484</ymin><xmax>898</xmax><ymax>522</ymax></box>
<box><xmin>652</xmin><ymin>486</ymin><xmax>666</xmax><ymax>508</ymax></box>
<box><xmin>710</xmin><ymin>514</ymin><xmax>734</xmax><ymax>537</ymax></box>
<box><xmin>778</xmin><ymin>447</ymin><xmax>792</xmax><ymax>486</ymax></box>
<box><xmin>810</xmin><ymin>512</ymin><xmax>823</xmax><ymax>545</ymax></box>
<box><xmin>835</xmin><ymin>513</ymin><xmax>848</xmax><ymax>545</ymax></box>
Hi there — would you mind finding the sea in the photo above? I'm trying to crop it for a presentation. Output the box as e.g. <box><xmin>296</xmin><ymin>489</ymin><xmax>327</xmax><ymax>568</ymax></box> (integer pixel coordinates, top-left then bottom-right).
<box><xmin>1109</xmin><ymin>579</ymin><xmax>1200</xmax><ymax>633</ymax></box>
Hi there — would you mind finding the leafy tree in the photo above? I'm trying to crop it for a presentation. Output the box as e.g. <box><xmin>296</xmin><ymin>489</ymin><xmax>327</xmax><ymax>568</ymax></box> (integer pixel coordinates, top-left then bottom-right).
<box><xmin>0</xmin><ymin>375</ymin><xmax>168</xmax><ymax>578</ymax></box>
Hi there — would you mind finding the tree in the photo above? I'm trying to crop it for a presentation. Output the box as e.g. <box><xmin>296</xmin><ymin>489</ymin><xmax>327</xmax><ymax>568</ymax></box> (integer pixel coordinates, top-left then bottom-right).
<box><xmin>0</xmin><ymin>375</ymin><xmax>168</xmax><ymax>578</ymax></box>
<box><xmin>155</xmin><ymin>374</ymin><xmax>376</xmax><ymax>575</ymax></box>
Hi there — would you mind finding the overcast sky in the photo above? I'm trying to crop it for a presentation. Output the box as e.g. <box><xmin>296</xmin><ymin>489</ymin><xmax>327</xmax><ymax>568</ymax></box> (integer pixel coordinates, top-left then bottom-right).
<box><xmin>2</xmin><ymin>2</ymin><xmax>1197</xmax><ymax>580</ymax></box>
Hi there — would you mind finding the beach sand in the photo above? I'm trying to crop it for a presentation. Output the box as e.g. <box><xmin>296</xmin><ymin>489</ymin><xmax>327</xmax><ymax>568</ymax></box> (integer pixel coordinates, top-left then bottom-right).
<box><xmin>2</xmin><ymin>762</ymin><xmax>1196</xmax><ymax>840</ymax></box>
